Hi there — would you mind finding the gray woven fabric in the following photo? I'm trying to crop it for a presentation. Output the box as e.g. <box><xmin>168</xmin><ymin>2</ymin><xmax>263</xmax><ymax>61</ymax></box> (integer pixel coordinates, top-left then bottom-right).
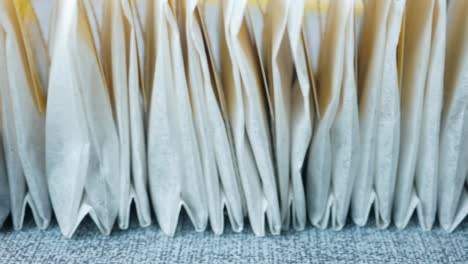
<box><xmin>0</xmin><ymin>215</ymin><xmax>466</xmax><ymax>264</ymax></box>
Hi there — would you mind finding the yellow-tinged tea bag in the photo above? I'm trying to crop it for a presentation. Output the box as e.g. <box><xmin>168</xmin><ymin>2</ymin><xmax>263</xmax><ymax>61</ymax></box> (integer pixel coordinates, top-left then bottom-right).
<box><xmin>12</xmin><ymin>0</ymin><xmax>48</xmax><ymax>112</ymax></box>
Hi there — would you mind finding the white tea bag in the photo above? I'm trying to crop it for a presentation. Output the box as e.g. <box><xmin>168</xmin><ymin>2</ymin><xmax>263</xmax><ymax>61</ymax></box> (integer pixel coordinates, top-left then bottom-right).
<box><xmin>100</xmin><ymin>0</ymin><xmax>152</xmax><ymax>230</ymax></box>
<box><xmin>328</xmin><ymin>3</ymin><xmax>360</xmax><ymax>230</ymax></box>
<box><xmin>286</xmin><ymin>0</ymin><xmax>314</xmax><ymax>230</ymax></box>
<box><xmin>411</xmin><ymin>0</ymin><xmax>446</xmax><ymax>230</ymax></box>
<box><xmin>352</xmin><ymin>0</ymin><xmax>392</xmax><ymax>226</ymax></box>
<box><xmin>263</xmin><ymin>0</ymin><xmax>313</xmax><ymax>230</ymax></box>
<box><xmin>263</xmin><ymin>0</ymin><xmax>295</xmax><ymax>230</ymax></box>
<box><xmin>46</xmin><ymin>0</ymin><xmax>119</xmax><ymax>237</ymax></box>
<box><xmin>179</xmin><ymin>0</ymin><xmax>245</xmax><ymax>234</ymax></box>
<box><xmin>221</xmin><ymin>0</ymin><xmax>281</xmax><ymax>235</ymax></box>
<box><xmin>372</xmin><ymin>0</ymin><xmax>405</xmax><ymax>228</ymax></box>
<box><xmin>147</xmin><ymin>0</ymin><xmax>208</xmax><ymax>236</ymax></box>
<box><xmin>393</xmin><ymin>0</ymin><xmax>435</xmax><ymax>228</ymax></box>
<box><xmin>0</xmin><ymin>0</ymin><xmax>51</xmax><ymax>230</ymax></box>
<box><xmin>438</xmin><ymin>0</ymin><xmax>468</xmax><ymax>232</ymax></box>
<box><xmin>306</xmin><ymin>0</ymin><xmax>359</xmax><ymax>229</ymax></box>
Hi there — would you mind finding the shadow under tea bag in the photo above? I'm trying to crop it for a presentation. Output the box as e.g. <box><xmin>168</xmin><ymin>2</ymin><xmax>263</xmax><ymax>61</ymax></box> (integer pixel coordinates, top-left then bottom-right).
<box><xmin>100</xmin><ymin>0</ymin><xmax>152</xmax><ymax>230</ymax></box>
<box><xmin>0</xmin><ymin>96</ymin><xmax>8</xmax><ymax>227</ymax></box>
<box><xmin>220</xmin><ymin>0</ymin><xmax>281</xmax><ymax>236</ymax></box>
<box><xmin>306</xmin><ymin>0</ymin><xmax>359</xmax><ymax>229</ymax></box>
<box><xmin>178</xmin><ymin>0</ymin><xmax>245</xmax><ymax>234</ymax></box>
<box><xmin>46</xmin><ymin>0</ymin><xmax>119</xmax><ymax>238</ymax></box>
<box><xmin>147</xmin><ymin>0</ymin><xmax>208</xmax><ymax>236</ymax></box>
<box><xmin>0</xmin><ymin>0</ymin><xmax>51</xmax><ymax>230</ymax></box>
<box><xmin>438</xmin><ymin>0</ymin><xmax>468</xmax><ymax>232</ymax></box>
<box><xmin>393</xmin><ymin>0</ymin><xmax>436</xmax><ymax>228</ymax></box>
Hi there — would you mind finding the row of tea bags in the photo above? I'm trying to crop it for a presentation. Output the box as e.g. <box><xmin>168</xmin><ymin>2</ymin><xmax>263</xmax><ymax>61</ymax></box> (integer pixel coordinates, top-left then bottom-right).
<box><xmin>0</xmin><ymin>0</ymin><xmax>467</xmax><ymax>237</ymax></box>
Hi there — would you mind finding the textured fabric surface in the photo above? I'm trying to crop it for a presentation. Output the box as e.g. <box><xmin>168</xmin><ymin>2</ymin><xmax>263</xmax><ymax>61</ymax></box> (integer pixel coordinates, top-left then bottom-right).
<box><xmin>0</xmin><ymin>215</ymin><xmax>466</xmax><ymax>264</ymax></box>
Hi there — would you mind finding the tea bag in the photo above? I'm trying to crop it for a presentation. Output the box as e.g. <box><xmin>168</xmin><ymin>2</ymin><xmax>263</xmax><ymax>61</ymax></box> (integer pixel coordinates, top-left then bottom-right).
<box><xmin>46</xmin><ymin>0</ymin><xmax>119</xmax><ymax>237</ymax></box>
<box><xmin>177</xmin><ymin>0</ymin><xmax>245</xmax><ymax>234</ymax></box>
<box><xmin>372</xmin><ymin>0</ymin><xmax>406</xmax><ymax>228</ymax></box>
<box><xmin>220</xmin><ymin>0</ymin><xmax>281</xmax><ymax>235</ymax></box>
<box><xmin>438</xmin><ymin>0</ymin><xmax>468</xmax><ymax>232</ymax></box>
<box><xmin>262</xmin><ymin>0</ymin><xmax>313</xmax><ymax>230</ymax></box>
<box><xmin>0</xmin><ymin>0</ymin><xmax>51</xmax><ymax>230</ymax></box>
<box><xmin>393</xmin><ymin>0</ymin><xmax>436</xmax><ymax>228</ymax></box>
<box><xmin>147</xmin><ymin>0</ymin><xmax>208</xmax><ymax>236</ymax></box>
<box><xmin>306</xmin><ymin>0</ymin><xmax>359</xmax><ymax>229</ymax></box>
<box><xmin>403</xmin><ymin>0</ymin><xmax>446</xmax><ymax>230</ymax></box>
<box><xmin>100</xmin><ymin>0</ymin><xmax>152</xmax><ymax>230</ymax></box>
<box><xmin>352</xmin><ymin>0</ymin><xmax>393</xmax><ymax>226</ymax></box>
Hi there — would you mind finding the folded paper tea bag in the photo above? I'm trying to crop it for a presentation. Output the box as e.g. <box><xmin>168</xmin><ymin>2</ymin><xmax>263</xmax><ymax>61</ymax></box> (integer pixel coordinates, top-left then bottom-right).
<box><xmin>147</xmin><ymin>0</ymin><xmax>208</xmax><ymax>236</ymax></box>
<box><xmin>373</xmin><ymin>0</ymin><xmax>405</xmax><ymax>228</ymax></box>
<box><xmin>352</xmin><ymin>0</ymin><xmax>404</xmax><ymax>227</ymax></box>
<box><xmin>46</xmin><ymin>0</ymin><xmax>119</xmax><ymax>237</ymax></box>
<box><xmin>262</xmin><ymin>0</ymin><xmax>313</xmax><ymax>230</ymax></box>
<box><xmin>263</xmin><ymin>0</ymin><xmax>294</xmax><ymax>230</ymax></box>
<box><xmin>306</xmin><ymin>0</ymin><xmax>359</xmax><ymax>230</ymax></box>
<box><xmin>400</xmin><ymin>0</ymin><xmax>446</xmax><ymax>230</ymax></box>
<box><xmin>100</xmin><ymin>0</ymin><xmax>152</xmax><ymax>230</ymax></box>
<box><xmin>178</xmin><ymin>0</ymin><xmax>245</xmax><ymax>234</ymax></box>
<box><xmin>393</xmin><ymin>0</ymin><xmax>437</xmax><ymax>229</ymax></box>
<box><xmin>0</xmin><ymin>0</ymin><xmax>51</xmax><ymax>230</ymax></box>
<box><xmin>438</xmin><ymin>0</ymin><xmax>468</xmax><ymax>232</ymax></box>
<box><xmin>220</xmin><ymin>0</ymin><xmax>281</xmax><ymax>236</ymax></box>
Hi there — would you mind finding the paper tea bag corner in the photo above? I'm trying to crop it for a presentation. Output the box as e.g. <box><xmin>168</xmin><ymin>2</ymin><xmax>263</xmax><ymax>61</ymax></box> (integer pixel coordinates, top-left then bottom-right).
<box><xmin>147</xmin><ymin>0</ymin><xmax>209</xmax><ymax>236</ymax></box>
<box><xmin>0</xmin><ymin>0</ymin><xmax>51</xmax><ymax>230</ymax></box>
<box><xmin>46</xmin><ymin>0</ymin><xmax>119</xmax><ymax>238</ymax></box>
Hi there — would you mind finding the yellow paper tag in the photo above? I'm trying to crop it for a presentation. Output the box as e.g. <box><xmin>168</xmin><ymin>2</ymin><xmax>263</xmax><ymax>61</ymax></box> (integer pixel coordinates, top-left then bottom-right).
<box><xmin>12</xmin><ymin>0</ymin><xmax>47</xmax><ymax>113</ymax></box>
